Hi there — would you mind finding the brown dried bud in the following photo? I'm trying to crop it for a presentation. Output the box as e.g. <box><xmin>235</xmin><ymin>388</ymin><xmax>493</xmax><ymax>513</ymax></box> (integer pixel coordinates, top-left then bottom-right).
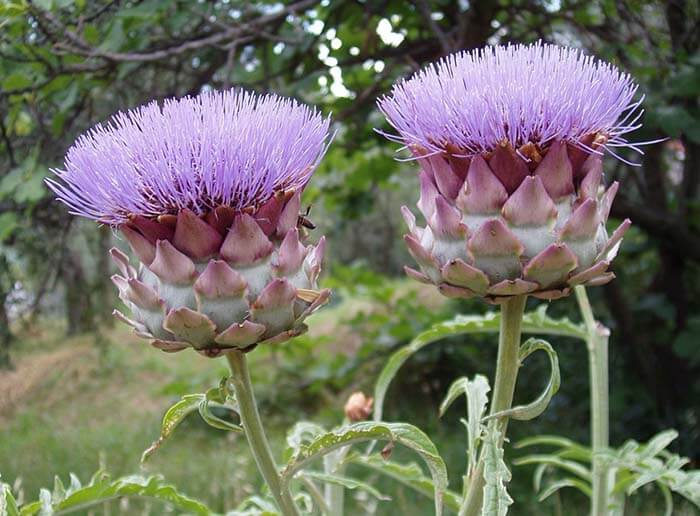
<box><xmin>344</xmin><ymin>392</ymin><xmax>374</xmax><ymax>422</ymax></box>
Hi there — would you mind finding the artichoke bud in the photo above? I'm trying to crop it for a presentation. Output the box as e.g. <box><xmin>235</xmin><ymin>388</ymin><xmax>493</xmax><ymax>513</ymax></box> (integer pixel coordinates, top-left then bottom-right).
<box><xmin>49</xmin><ymin>89</ymin><xmax>332</xmax><ymax>356</ymax></box>
<box><xmin>378</xmin><ymin>43</ymin><xmax>642</xmax><ymax>302</ymax></box>
<box><xmin>112</xmin><ymin>193</ymin><xmax>329</xmax><ymax>357</ymax></box>
<box><xmin>402</xmin><ymin>141</ymin><xmax>628</xmax><ymax>302</ymax></box>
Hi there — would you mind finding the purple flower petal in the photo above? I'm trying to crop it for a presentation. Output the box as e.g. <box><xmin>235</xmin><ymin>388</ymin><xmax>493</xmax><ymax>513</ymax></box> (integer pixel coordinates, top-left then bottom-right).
<box><xmin>377</xmin><ymin>42</ymin><xmax>641</xmax><ymax>161</ymax></box>
<box><xmin>48</xmin><ymin>89</ymin><xmax>331</xmax><ymax>225</ymax></box>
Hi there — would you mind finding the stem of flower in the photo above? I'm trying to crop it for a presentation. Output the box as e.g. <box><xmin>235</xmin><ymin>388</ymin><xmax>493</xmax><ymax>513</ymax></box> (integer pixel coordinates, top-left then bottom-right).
<box><xmin>575</xmin><ymin>286</ymin><xmax>611</xmax><ymax>516</ymax></box>
<box><xmin>460</xmin><ymin>294</ymin><xmax>527</xmax><ymax>516</ymax></box>
<box><xmin>226</xmin><ymin>351</ymin><xmax>300</xmax><ymax>516</ymax></box>
<box><xmin>324</xmin><ymin>447</ymin><xmax>348</xmax><ymax>515</ymax></box>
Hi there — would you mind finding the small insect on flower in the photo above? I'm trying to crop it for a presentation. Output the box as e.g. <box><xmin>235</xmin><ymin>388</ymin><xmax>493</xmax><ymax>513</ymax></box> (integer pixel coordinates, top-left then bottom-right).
<box><xmin>297</xmin><ymin>205</ymin><xmax>317</xmax><ymax>230</ymax></box>
<box><xmin>378</xmin><ymin>42</ymin><xmax>645</xmax><ymax>302</ymax></box>
<box><xmin>48</xmin><ymin>89</ymin><xmax>332</xmax><ymax>357</ymax></box>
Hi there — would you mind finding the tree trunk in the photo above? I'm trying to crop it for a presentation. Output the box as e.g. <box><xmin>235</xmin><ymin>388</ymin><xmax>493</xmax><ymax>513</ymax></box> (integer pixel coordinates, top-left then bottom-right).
<box><xmin>63</xmin><ymin>249</ymin><xmax>95</xmax><ymax>336</ymax></box>
<box><xmin>0</xmin><ymin>290</ymin><xmax>12</xmax><ymax>370</ymax></box>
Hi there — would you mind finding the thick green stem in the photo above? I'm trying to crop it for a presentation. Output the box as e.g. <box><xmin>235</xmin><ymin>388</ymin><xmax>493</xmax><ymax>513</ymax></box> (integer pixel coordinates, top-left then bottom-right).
<box><xmin>324</xmin><ymin>448</ymin><xmax>348</xmax><ymax>515</ymax></box>
<box><xmin>461</xmin><ymin>295</ymin><xmax>527</xmax><ymax>516</ymax></box>
<box><xmin>575</xmin><ymin>286</ymin><xmax>610</xmax><ymax>516</ymax></box>
<box><xmin>226</xmin><ymin>351</ymin><xmax>299</xmax><ymax>516</ymax></box>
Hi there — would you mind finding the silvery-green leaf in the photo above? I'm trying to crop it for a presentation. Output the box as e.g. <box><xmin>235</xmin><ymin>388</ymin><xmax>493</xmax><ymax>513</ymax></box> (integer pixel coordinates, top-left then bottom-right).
<box><xmin>537</xmin><ymin>477</ymin><xmax>592</xmax><ymax>501</ymax></box>
<box><xmin>141</xmin><ymin>393</ymin><xmax>203</xmax><ymax>463</ymax></box>
<box><xmin>347</xmin><ymin>453</ymin><xmax>462</xmax><ymax>513</ymax></box>
<box><xmin>439</xmin><ymin>374</ymin><xmax>490</xmax><ymax>478</ymax></box>
<box><xmin>480</xmin><ymin>427</ymin><xmax>513</xmax><ymax>516</ymax></box>
<box><xmin>1</xmin><ymin>483</ymin><xmax>20</xmax><ymax>516</ymax></box>
<box><xmin>229</xmin><ymin>494</ymin><xmax>278</xmax><ymax>515</ymax></box>
<box><xmin>197</xmin><ymin>399</ymin><xmax>243</xmax><ymax>433</ymax></box>
<box><xmin>286</xmin><ymin>421</ymin><xmax>327</xmax><ymax>454</ymax></box>
<box><xmin>39</xmin><ymin>488</ymin><xmax>52</xmax><ymax>516</ymax></box>
<box><xmin>374</xmin><ymin>309</ymin><xmax>584</xmax><ymax>423</ymax></box>
<box><xmin>512</xmin><ymin>454</ymin><xmax>591</xmax><ymax>481</ymax></box>
<box><xmin>67</xmin><ymin>473</ymin><xmax>82</xmax><ymax>495</ymax></box>
<box><xmin>52</xmin><ymin>476</ymin><xmax>65</xmax><ymax>503</ymax></box>
<box><xmin>196</xmin><ymin>386</ymin><xmax>243</xmax><ymax>433</ymax></box>
<box><xmin>282</xmin><ymin>421</ymin><xmax>448</xmax><ymax>516</ymax></box>
<box><xmin>19</xmin><ymin>475</ymin><xmax>212</xmax><ymax>516</ymax></box>
<box><xmin>302</xmin><ymin>471</ymin><xmax>391</xmax><ymax>501</ymax></box>
<box><xmin>485</xmin><ymin>338</ymin><xmax>560</xmax><ymax>421</ymax></box>
<box><xmin>524</xmin><ymin>305</ymin><xmax>587</xmax><ymax>339</ymax></box>
<box><xmin>293</xmin><ymin>491</ymin><xmax>313</xmax><ymax>514</ymax></box>
<box><xmin>636</xmin><ymin>430</ymin><xmax>678</xmax><ymax>462</ymax></box>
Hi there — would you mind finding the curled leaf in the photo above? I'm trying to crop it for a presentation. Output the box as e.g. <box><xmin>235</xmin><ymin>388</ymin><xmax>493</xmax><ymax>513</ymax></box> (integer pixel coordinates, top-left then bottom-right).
<box><xmin>485</xmin><ymin>338</ymin><xmax>560</xmax><ymax>422</ymax></box>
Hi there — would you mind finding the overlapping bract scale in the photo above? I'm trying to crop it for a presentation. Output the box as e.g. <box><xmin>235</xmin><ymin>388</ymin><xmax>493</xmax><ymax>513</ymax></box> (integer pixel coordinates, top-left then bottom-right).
<box><xmin>402</xmin><ymin>141</ymin><xmax>629</xmax><ymax>302</ymax></box>
<box><xmin>111</xmin><ymin>190</ymin><xmax>329</xmax><ymax>357</ymax></box>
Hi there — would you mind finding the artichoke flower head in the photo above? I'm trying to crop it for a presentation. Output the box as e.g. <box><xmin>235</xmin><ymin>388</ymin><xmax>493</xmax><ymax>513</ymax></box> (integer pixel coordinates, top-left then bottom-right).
<box><xmin>378</xmin><ymin>42</ymin><xmax>643</xmax><ymax>302</ymax></box>
<box><xmin>49</xmin><ymin>90</ymin><xmax>331</xmax><ymax>357</ymax></box>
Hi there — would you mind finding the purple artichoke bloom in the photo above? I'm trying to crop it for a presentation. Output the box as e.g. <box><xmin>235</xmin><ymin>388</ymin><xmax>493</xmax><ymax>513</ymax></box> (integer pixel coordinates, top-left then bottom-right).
<box><xmin>48</xmin><ymin>89</ymin><xmax>331</xmax><ymax>356</ymax></box>
<box><xmin>378</xmin><ymin>42</ymin><xmax>640</xmax><ymax>302</ymax></box>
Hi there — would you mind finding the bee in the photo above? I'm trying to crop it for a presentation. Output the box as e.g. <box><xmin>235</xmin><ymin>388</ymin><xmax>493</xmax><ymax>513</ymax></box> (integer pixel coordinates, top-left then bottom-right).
<box><xmin>297</xmin><ymin>205</ymin><xmax>316</xmax><ymax>230</ymax></box>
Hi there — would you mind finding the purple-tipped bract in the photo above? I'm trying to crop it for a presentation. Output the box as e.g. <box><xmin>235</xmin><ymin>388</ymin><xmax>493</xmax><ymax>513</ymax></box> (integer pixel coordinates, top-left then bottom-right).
<box><xmin>378</xmin><ymin>42</ymin><xmax>642</xmax><ymax>160</ymax></box>
<box><xmin>48</xmin><ymin>89</ymin><xmax>331</xmax><ymax>225</ymax></box>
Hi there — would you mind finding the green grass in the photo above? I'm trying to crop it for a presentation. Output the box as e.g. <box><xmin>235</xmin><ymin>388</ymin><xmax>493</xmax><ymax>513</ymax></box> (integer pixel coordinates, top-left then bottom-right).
<box><xmin>0</xmin><ymin>322</ymin><xmax>282</xmax><ymax>512</ymax></box>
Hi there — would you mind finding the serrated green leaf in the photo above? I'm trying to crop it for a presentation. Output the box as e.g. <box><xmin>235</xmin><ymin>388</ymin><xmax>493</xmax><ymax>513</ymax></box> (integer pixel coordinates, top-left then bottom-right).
<box><xmin>347</xmin><ymin>454</ymin><xmax>462</xmax><ymax>513</ymax></box>
<box><xmin>439</xmin><ymin>374</ymin><xmax>490</xmax><ymax>478</ymax></box>
<box><xmin>606</xmin><ymin>429</ymin><xmax>700</xmax><ymax>507</ymax></box>
<box><xmin>485</xmin><ymin>339</ymin><xmax>560</xmax><ymax>421</ymax></box>
<box><xmin>282</xmin><ymin>421</ymin><xmax>448</xmax><ymax>516</ymax></box>
<box><xmin>302</xmin><ymin>470</ymin><xmax>391</xmax><ymax>501</ymax></box>
<box><xmin>19</xmin><ymin>474</ymin><xmax>212</xmax><ymax>515</ymax></box>
<box><xmin>1</xmin><ymin>483</ymin><xmax>20</xmax><ymax>516</ymax></box>
<box><xmin>52</xmin><ymin>476</ymin><xmax>65</xmax><ymax>503</ymax></box>
<box><xmin>537</xmin><ymin>477</ymin><xmax>592</xmax><ymax>501</ymax></box>
<box><xmin>637</xmin><ymin>430</ymin><xmax>677</xmax><ymax>461</ymax></box>
<box><xmin>516</xmin><ymin>431</ymin><xmax>700</xmax><ymax>510</ymax></box>
<box><xmin>286</xmin><ymin>421</ymin><xmax>327</xmax><ymax>454</ymax></box>
<box><xmin>374</xmin><ymin>308</ymin><xmax>585</xmax><ymax>422</ymax></box>
<box><xmin>141</xmin><ymin>394</ymin><xmax>203</xmax><ymax>463</ymax></box>
<box><xmin>481</xmin><ymin>427</ymin><xmax>513</xmax><ymax>516</ymax></box>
